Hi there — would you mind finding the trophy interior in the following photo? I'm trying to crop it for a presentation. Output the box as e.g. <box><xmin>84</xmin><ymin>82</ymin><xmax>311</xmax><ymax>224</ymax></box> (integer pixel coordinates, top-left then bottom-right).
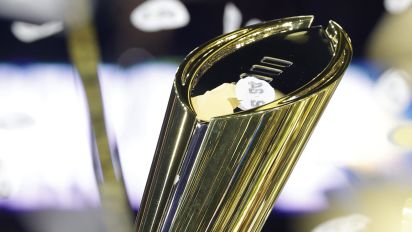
<box><xmin>191</xmin><ymin>26</ymin><xmax>333</xmax><ymax>98</ymax></box>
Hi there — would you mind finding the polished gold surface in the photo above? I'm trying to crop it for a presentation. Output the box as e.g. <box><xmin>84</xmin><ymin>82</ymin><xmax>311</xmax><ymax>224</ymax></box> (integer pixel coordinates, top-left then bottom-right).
<box><xmin>136</xmin><ymin>91</ymin><xmax>198</xmax><ymax>231</ymax></box>
<box><xmin>136</xmin><ymin>15</ymin><xmax>352</xmax><ymax>232</ymax></box>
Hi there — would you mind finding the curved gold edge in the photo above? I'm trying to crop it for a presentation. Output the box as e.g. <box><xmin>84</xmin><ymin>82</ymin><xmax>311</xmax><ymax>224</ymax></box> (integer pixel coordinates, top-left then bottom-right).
<box><xmin>173</xmin><ymin>16</ymin><xmax>352</xmax><ymax>123</ymax></box>
<box><xmin>245</xmin><ymin>20</ymin><xmax>353</xmax><ymax>113</ymax></box>
<box><xmin>164</xmin><ymin>17</ymin><xmax>352</xmax><ymax>232</ymax></box>
<box><xmin>174</xmin><ymin>15</ymin><xmax>315</xmax><ymax>112</ymax></box>
<box><xmin>213</xmin><ymin>19</ymin><xmax>352</xmax><ymax>120</ymax></box>
<box><xmin>137</xmin><ymin>16</ymin><xmax>353</xmax><ymax>232</ymax></box>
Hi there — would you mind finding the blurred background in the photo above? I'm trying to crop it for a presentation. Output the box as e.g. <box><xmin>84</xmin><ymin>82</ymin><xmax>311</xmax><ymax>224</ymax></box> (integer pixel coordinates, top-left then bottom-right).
<box><xmin>0</xmin><ymin>0</ymin><xmax>411</xmax><ymax>231</ymax></box>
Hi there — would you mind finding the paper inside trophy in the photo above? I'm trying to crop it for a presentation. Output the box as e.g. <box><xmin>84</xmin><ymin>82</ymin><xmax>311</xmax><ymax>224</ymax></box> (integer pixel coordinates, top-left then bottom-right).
<box><xmin>136</xmin><ymin>15</ymin><xmax>352</xmax><ymax>232</ymax></box>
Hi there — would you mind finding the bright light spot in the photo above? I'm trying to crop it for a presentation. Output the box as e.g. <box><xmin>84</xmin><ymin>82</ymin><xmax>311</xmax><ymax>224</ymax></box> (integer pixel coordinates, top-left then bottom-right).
<box><xmin>402</xmin><ymin>198</ymin><xmax>412</xmax><ymax>231</ymax></box>
<box><xmin>276</xmin><ymin>165</ymin><xmax>349</xmax><ymax>212</ymax></box>
<box><xmin>223</xmin><ymin>2</ymin><xmax>242</xmax><ymax>33</ymax></box>
<box><xmin>173</xmin><ymin>175</ymin><xmax>180</xmax><ymax>185</ymax></box>
<box><xmin>384</xmin><ymin>0</ymin><xmax>412</xmax><ymax>14</ymax></box>
<box><xmin>0</xmin><ymin>64</ymin><xmax>99</xmax><ymax>209</ymax></box>
<box><xmin>375</xmin><ymin>68</ymin><xmax>412</xmax><ymax>116</ymax></box>
<box><xmin>304</xmin><ymin>67</ymin><xmax>403</xmax><ymax>168</ymax></box>
<box><xmin>245</xmin><ymin>18</ymin><xmax>262</xmax><ymax>26</ymax></box>
<box><xmin>390</xmin><ymin>124</ymin><xmax>412</xmax><ymax>148</ymax></box>
<box><xmin>11</xmin><ymin>21</ymin><xmax>63</xmax><ymax>43</ymax></box>
<box><xmin>130</xmin><ymin>0</ymin><xmax>190</xmax><ymax>32</ymax></box>
<box><xmin>98</xmin><ymin>62</ymin><xmax>176</xmax><ymax>208</ymax></box>
<box><xmin>277</xmin><ymin>66</ymin><xmax>404</xmax><ymax>211</ymax></box>
<box><xmin>0</xmin><ymin>0</ymin><xmax>66</xmax><ymax>21</ymax></box>
<box><xmin>0</xmin><ymin>62</ymin><xmax>177</xmax><ymax>210</ymax></box>
<box><xmin>312</xmin><ymin>214</ymin><xmax>370</xmax><ymax>232</ymax></box>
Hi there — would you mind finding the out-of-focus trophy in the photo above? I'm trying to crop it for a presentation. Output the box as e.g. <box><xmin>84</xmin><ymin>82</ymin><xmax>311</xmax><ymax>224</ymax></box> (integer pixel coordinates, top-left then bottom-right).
<box><xmin>136</xmin><ymin>16</ymin><xmax>352</xmax><ymax>232</ymax></box>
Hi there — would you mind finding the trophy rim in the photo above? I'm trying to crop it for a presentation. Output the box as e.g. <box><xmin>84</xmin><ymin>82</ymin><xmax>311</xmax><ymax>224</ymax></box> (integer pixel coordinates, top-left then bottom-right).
<box><xmin>174</xmin><ymin>15</ymin><xmax>352</xmax><ymax>121</ymax></box>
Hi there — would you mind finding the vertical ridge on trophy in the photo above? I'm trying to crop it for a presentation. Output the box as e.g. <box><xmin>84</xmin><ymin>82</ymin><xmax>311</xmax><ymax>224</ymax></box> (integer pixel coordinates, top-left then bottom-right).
<box><xmin>136</xmin><ymin>15</ymin><xmax>352</xmax><ymax>232</ymax></box>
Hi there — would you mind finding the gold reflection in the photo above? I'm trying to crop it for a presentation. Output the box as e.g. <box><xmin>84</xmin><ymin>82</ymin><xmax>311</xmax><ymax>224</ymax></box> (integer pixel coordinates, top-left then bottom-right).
<box><xmin>136</xmin><ymin>16</ymin><xmax>352</xmax><ymax>232</ymax></box>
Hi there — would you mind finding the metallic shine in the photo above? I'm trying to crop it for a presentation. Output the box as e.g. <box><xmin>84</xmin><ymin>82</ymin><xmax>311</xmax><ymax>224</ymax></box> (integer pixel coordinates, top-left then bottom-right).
<box><xmin>136</xmin><ymin>15</ymin><xmax>352</xmax><ymax>232</ymax></box>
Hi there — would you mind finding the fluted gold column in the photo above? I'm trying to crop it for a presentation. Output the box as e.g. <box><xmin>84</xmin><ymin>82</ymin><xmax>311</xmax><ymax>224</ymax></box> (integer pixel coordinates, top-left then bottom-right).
<box><xmin>136</xmin><ymin>15</ymin><xmax>352</xmax><ymax>232</ymax></box>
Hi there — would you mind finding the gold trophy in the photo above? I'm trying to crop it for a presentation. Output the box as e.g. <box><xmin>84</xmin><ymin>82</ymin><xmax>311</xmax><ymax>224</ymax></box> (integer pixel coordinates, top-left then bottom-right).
<box><xmin>136</xmin><ymin>16</ymin><xmax>352</xmax><ymax>232</ymax></box>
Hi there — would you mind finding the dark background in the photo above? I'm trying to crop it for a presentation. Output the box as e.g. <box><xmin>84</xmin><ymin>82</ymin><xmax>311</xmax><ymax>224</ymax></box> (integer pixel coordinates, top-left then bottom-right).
<box><xmin>0</xmin><ymin>0</ymin><xmax>383</xmax><ymax>63</ymax></box>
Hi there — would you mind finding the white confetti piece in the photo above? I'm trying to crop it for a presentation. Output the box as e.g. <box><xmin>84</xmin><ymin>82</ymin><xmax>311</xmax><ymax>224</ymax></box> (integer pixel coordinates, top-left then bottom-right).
<box><xmin>235</xmin><ymin>76</ymin><xmax>275</xmax><ymax>110</ymax></box>
<box><xmin>130</xmin><ymin>0</ymin><xmax>190</xmax><ymax>32</ymax></box>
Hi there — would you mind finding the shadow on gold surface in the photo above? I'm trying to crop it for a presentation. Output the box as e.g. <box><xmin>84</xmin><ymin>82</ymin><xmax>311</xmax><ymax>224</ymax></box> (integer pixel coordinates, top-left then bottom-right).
<box><xmin>136</xmin><ymin>15</ymin><xmax>352</xmax><ymax>232</ymax></box>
